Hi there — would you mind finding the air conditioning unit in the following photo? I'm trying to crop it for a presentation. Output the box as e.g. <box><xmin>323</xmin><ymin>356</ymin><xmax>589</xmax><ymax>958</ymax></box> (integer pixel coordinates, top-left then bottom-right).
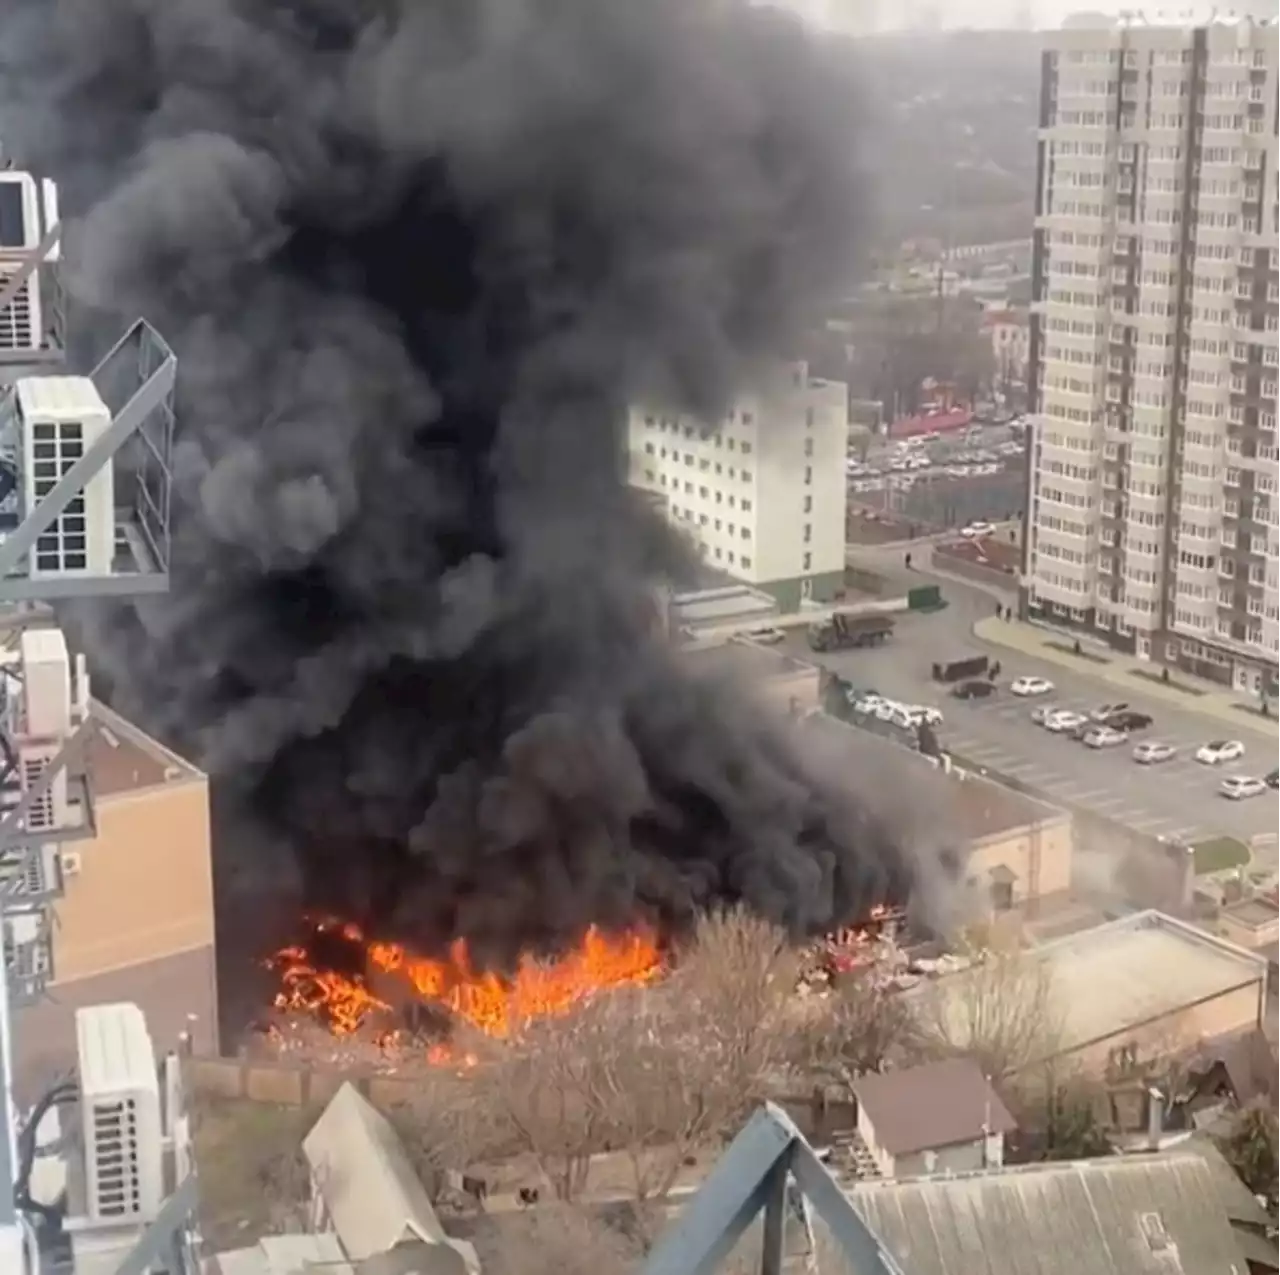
<box><xmin>0</xmin><ymin>171</ymin><xmax>59</xmax><ymax>354</ymax></box>
<box><xmin>76</xmin><ymin>1003</ymin><xmax>163</xmax><ymax>1225</ymax></box>
<box><xmin>59</xmin><ymin>848</ymin><xmax>82</xmax><ymax>877</ymax></box>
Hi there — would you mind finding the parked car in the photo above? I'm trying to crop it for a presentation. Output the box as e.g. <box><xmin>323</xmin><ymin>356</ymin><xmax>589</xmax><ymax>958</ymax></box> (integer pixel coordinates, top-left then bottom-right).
<box><xmin>960</xmin><ymin>521</ymin><xmax>996</xmax><ymax>539</ymax></box>
<box><xmin>745</xmin><ymin>626</ymin><xmax>786</xmax><ymax>645</ymax></box>
<box><xmin>1083</xmin><ymin>725</ymin><xmax>1128</xmax><ymax>749</ymax></box>
<box><xmin>1030</xmin><ymin>704</ymin><xmax>1059</xmax><ymax>725</ymax></box>
<box><xmin>1044</xmin><ymin>710</ymin><xmax>1088</xmax><ymax>734</ymax></box>
<box><xmin>1089</xmin><ymin>702</ymin><xmax>1130</xmax><ymax>722</ymax></box>
<box><xmin>1220</xmin><ymin>776</ymin><xmax>1267</xmax><ymax>801</ymax></box>
<box><xmin>1267</xmin><ymin>769</ymin><xmax>1279</xmax><ymax>790</ymax></box>
<box><xmin>1133</xmin><ymin>741</ymin><xmax>1177</xmax><ymax>765</ymax></box>
<box><xmin>952</xmin><ymin>679</ymin><xmax>996</xmax><ymax>700</ymax></box>
<box><xmin>1195</xmin><ymin>740</ymin><xmax>1245</xmax><ymax>765</ymax></box>
<box><xmin>1105</xmin><ymin>710</ymin><xmax>1153</xmax><ymax>732</ymax></box>
<box><xmin>1010</xmin><ymin>675</ymin><xmax>1055</xmax><ymax>697</ymax></box>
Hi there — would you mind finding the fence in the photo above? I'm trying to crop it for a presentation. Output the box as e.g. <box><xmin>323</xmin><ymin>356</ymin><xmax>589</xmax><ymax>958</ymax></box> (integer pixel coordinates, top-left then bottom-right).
<box><xmin>183</xmin><ymin>1054</ymin><xmax>850</xmax><ymax>1142</ymax></box>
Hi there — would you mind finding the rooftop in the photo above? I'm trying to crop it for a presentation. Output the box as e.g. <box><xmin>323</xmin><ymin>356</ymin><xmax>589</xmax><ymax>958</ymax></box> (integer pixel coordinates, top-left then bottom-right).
<box><xmin>917</xmin><ymin>911</ymin><xmax>1268</xmax><ymax>1063</ymax></box>
<box><xmin>684</xmin><ymin>638</ymin><xmax>816</xmax><ymax>685</ymax></box>
<box><xmin>853</xmin><ymin>1058</ymin><xmax>1016</xmax><ymax>1157</ymax></box>
<box><xmin>86</xmin><ymin>700</ymin><xmax>204</xmax><ymax>800</ymax></box>
<box><xmin>1221</xmin><ymin>893</ymin><xmax>1279</xmax><ymax>932</ymax></box>
<box><xmin>806</xmin><ymin>713</ymin><xmax>1064</xmax><ymax>845</ymax></box>
<box><xmin>847</xmin><ymin>1143</ymin><xmax>1274</xmax><ymax>1275</ymax></box>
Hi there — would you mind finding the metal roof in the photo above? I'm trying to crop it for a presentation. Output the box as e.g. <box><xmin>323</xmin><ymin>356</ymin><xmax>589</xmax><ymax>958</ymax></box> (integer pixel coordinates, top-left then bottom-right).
<box><xmin>853</xmin><ymin>1059</ymin><xmax>1016</xmax><ymax>1158</ymax></box>
<box><xmin>846</xmin><ymin>1147</ymin><xmax>1275</xmax><ymax>1275</ymax></box>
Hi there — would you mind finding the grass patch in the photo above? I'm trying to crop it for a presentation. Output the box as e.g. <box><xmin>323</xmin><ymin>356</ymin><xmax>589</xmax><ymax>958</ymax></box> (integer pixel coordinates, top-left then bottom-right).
<box><xmin>1191</xmin><ymin>836</ymin><xmax>1251</xmax><ymax>875</ymax></box>
<box><xmin>1044</xmin><ymin>639</ymin><xmax>1111</xmax><ymax>665</ymax></box>
<box><xmin>1130</xmin><ymin>668</ymin><xmax>1206</xmax><ymax>697</ymax></box>
<box><xmin>190</xmin><ymin>1096</ymin><xmax>318</xmax><ymax>1248</ymax></box>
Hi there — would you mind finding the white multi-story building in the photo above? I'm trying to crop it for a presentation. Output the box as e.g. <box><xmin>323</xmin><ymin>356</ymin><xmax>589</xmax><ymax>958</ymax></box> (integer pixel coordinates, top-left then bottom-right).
<box><xmin>628</xmin><ymin>362</ymin><xmax>848</xmax><ymax>611</ymax></box>
<box><xmin>1022</xmin><ymin>14</ymin><xmax>1279</xmax><ymax>696</ymax></box>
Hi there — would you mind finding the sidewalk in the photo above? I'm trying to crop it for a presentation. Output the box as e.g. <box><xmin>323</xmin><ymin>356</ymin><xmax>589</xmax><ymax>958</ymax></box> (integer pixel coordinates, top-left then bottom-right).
<box><xmin>972</xmin><ymin>616</ymin><xmax>1278</xmax><ymax>739</ymax></box>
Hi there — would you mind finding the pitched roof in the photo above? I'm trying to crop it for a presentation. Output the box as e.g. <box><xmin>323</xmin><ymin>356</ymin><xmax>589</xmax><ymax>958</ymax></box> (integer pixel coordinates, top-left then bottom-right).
<box><xmin>852</xmin><ymin>1058</ymin><xmax>1016</xmax><ymax>1157</ymax></box>
<box><xmin>847</xmin><ymin>1146</ymin><xmax>1276</xmax><ymax>1275</ymax></box>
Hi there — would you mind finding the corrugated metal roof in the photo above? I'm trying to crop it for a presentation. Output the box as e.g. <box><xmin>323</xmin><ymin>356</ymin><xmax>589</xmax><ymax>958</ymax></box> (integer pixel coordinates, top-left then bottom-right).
<box><xmin>846</xmin><ymin>1148</ymin><xmax>1274</xmax><ymax>1275</ymax></box>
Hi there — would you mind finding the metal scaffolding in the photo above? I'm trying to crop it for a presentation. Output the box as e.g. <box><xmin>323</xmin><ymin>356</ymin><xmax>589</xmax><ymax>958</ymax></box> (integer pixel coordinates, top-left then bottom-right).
<box><xmin>641</xmin><ymin>1104</ymin><xmax>904</xmax><ymax>1275</ymax></box>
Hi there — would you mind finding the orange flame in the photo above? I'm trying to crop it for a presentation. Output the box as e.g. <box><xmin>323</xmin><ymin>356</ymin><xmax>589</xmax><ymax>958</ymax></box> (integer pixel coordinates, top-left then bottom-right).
<box><xmin>269</xmin><ymin>918</ymin><xmax>664</xmax><ymax>1047</ymax></box>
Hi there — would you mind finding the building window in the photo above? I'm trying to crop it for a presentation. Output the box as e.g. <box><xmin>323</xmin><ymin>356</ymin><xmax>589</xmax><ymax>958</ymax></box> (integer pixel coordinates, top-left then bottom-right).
<box><xmin>803</xmin><ymin>495</ymin><xmax>812</xmax><ymax>513</ymax></box>
<box><xmin>802</xmin><ymin>552</ymin><xmax>812</xmax><ymax>571</ymax></box>
<box><xmin>803</xmin><ymin>523</ymin><xmax>812</xmax><ymax>543</ymax></box>
<box><xmin>804</xmin><ymin>467</ymin><xmax>812</xmax><ymax>485</ymax></box>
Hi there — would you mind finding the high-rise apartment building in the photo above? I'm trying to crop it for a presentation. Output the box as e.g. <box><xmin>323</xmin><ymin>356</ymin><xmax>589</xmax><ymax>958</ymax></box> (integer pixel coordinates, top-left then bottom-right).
<box><xmin>628</xmin><ymin>362</ymin><xmax>848</xmax><ymax>611</ymax></box>
<box><xmin>1022</xmin><ymin>16</ymin><xmax>1279</xmax><ymax>696</ymax></box>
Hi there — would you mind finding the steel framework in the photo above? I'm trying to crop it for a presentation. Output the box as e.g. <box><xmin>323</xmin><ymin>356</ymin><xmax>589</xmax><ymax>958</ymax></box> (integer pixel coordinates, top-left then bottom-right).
<box><xmin>0</xmin><ymin>319</ymin><xmax>177</xmax><ymax>600</ymax></box>
<box><xmin>641</xmin><ymin>1104</ymin><xmax>903</xmax><ymax>1275</ymax></box>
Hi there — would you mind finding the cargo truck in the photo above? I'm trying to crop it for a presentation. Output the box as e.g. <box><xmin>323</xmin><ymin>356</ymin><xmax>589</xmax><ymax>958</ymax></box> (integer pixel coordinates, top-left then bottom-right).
<box><xmin>807</xmin><ymin>613</ymin><xmax>895</xmax><ymax>653</ymax></box>
<box><xmin>931</xmin><ymin>654</ymin><xmax>989</xmax><ymax>683</ymax></box>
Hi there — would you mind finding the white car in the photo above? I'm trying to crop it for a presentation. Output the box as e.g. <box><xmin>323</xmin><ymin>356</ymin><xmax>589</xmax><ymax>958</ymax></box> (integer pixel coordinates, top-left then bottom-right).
<box><xmin>960</xmin><ymin>521</ymin><xmax>996</xmax><ymax>539</ymax></box>
<box><xmin>1220</xmin><ymin>776</ymin><xmax>1267</xmax><ymax>800</ymax></box>
<box><xmin>1083</xmin><ymin>725</ymin><xmax>1127</xmax><ymax>749</ymax></box>
<box><xmin>1044</xmin><ymin>709</ymin><xmax>1088</xmax><ymax>734</ymax></box>
<box><xmin>1089</xmin><ymin>702</ymin><xmax>1130</xmax><ymax>722</ymax></box>
<box><xmin>1133</xmin><ymin>741</ymin><xmax>1177</xmax><ymax>765</ymax></box>
<box><xmin>853</xmin><ymin>694</ymin><xmax>886</xmax><ymax>715</ymax></box>
<box><xmin>1010</xmin><ymin>675</ymin><xmax>1055</xmax><ymax>697</ymax></box>
<box><xmin>1195</xmin><ymin>740</ymin><xmax>1245</xmax><ymax>765</ymax></box>
<box><xmin>1030</xmin><ymin>704</ymin><xmax>1058</xmax><ymax>725</ymax></box>
<box><xmin>899</xmin><ymin>705</ymin><xmax>944</xmax><ymax>727</ymax></box>
<box><xmin>745</xmin><ymin>627</ymin><xmax>786</xmax><ymax>646</ymax></box>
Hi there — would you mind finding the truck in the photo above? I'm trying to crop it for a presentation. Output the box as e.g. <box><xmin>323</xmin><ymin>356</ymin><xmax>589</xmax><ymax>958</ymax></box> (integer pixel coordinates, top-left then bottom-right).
<box><xmin>807</xmin><ymin>612</ymin><xmax>895</xmax><ymax>653</ymax></box>
<box><xmin>931</xmin><ymin>653</ymin><xmax>989</xmax><ymax>684</ymax></box>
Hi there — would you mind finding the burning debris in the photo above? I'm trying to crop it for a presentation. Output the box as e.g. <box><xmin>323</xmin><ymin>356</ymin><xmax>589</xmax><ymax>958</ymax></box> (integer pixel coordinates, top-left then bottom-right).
<box><xmin>266</xmin><ymin>915</ymin><xmax>664</xmax><ymax>1056</ymax></box>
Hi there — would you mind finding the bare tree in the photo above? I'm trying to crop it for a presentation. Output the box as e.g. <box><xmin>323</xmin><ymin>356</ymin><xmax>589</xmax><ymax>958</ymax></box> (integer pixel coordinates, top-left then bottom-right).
<box><xmin>914</xmin><ymin>943</ymin><xmax>1063</xmax><ymax>1078</ymax></box>
<box><xmin>789</xmin><ymin>956</ymin><xmax>920</xmax><ymax>1099</ymax></box>
<box><xmin>477</xmin><ymin>908</ymin><xmax>796</xmax><ymax>1215</ymax></box>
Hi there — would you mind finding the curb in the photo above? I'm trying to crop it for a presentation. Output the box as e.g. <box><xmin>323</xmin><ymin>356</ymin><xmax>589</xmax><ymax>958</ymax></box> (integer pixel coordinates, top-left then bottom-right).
<box><xmin>970</xmin><ymin>618</ymin><xmax>1279</xmax><ymax>739</ymax></box>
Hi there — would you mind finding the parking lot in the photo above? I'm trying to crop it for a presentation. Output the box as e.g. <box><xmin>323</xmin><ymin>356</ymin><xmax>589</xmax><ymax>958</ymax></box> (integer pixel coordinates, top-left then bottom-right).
<box><xmin>938</xmin><ymin>687</ymin><xmax>1276</xmax><ymax>849</ymax></box>
<box><xmin>785</xmin><ymin>613</ymin><xmax>1278</xmax><ymax>855</ymax></box>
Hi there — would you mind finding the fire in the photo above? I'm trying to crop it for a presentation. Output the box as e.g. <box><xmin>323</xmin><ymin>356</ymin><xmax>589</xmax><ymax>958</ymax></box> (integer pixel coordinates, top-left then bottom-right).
<box><xmin>269</xmin><ymin>918</ymin><xmax>664</xmax><ymax>1047</ymax></box>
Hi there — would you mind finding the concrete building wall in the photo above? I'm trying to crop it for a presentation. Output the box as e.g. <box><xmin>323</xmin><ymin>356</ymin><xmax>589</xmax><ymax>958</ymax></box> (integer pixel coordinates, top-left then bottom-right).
<box><xmin>966</xmin><ymin>814</ymin><xmax>1075</xmax><ymax>910</ymax></box>
<box><xmin>52</xmin><ymin>779</ymin><xmax>215</xmax><ymax>981</ymax></box>
<box><xmin>894</xmin><ymin>1137</ymin><xmax>992</xmax><ymax>1180</ymax></box>
<box><xmin>1069</xmin><ymin>978</ymin><xmax>1264</xmax><ymax>1076</ymax></box>
<box><xmin>755</xmin><ymin>663</ymin><xmax>823</xmax><ymax>716</ymax></box>
<box><xmin>627</xmin><ymin>361</ymin><xmax>848</xmax><ymax>602</ymax></box>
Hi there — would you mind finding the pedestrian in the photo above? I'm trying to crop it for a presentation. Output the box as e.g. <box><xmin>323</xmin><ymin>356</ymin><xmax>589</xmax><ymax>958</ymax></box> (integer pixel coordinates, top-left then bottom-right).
<box><xmin>905</xmin><ymin>551</ymin><xmax>913</xmax><ymax>570</ymax></box>
<box><xmin>995</xmin><ymin>602</ymin><xmax>1003</xmax><ymax>620</ymax></box>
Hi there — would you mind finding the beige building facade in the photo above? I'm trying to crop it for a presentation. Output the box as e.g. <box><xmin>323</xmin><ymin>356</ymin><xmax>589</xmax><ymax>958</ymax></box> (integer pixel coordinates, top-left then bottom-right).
<box><xmin>13</xmin><ymin>702</ymin><xmax>218</xmax><ymax>1092</ymax></box>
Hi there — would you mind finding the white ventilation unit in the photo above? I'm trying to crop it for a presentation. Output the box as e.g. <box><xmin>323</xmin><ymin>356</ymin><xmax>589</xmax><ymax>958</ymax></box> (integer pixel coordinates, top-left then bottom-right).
<box><xmin>59</xmin><ymin>848</ymin><xmax>82</xmax><ymax>877</ymax></box>
<box><xmin>76</xmin><ymin>1003</ymin><xmax>163</xmax><ymax>1225</ymax></box>
<box><xmin>0</xmin><ymin>171</ymin><xmax>58</xmax><ymax>354</ymax></box>
<box><xmin>15</xmin><ymin>375</ymin><xmax>116</xmax><ymax>578</ymax></box>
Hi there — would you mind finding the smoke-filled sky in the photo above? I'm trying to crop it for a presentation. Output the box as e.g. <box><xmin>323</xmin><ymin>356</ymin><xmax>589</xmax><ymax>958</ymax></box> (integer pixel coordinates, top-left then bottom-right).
<box><xmin>0</xmin><ymin>0</ymin><xmax>951</xmax><ymax>959</ymax></box>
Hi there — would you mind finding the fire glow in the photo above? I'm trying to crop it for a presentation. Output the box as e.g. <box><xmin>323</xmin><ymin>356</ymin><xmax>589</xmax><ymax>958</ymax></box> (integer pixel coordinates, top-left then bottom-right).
<box><xmin>269</xmin><ymin>917</ymin><xmax>665</xmax><ymax>1047</ymax></box>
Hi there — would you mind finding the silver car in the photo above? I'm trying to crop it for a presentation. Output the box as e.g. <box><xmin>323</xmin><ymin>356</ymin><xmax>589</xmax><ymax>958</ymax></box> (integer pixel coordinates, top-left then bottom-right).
<box><xmin>1133</xmin><ymin>741</ymin><xmax>1177</xmax><ymax>765</ymax></box>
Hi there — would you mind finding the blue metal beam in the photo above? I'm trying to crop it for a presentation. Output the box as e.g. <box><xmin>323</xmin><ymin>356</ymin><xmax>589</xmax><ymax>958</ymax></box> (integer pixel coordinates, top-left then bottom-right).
<box><xmin>639</xmin><ymin>1103</ymin><xmax>903</xmax><ymax>1275</ymax></box>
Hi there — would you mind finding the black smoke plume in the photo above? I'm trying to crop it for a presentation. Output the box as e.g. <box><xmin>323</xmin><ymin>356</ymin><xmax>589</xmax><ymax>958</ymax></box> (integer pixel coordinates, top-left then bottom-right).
<box><xmin>1</xmin><ymin>0</ymin><xmax>949</xmax><ymax>959</ymax></box>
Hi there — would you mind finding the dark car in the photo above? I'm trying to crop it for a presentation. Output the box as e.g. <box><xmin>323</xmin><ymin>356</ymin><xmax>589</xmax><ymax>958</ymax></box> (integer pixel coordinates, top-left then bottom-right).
<box><xmin>952</xmin><ymin>679</ymin><xmax>996</xmax><ymax>700</ymax></box>
<box><xmin>1267</xmin><ymin>769</ymin><xmax>1279</xmax><ymax>790</ymax></box>
<box><xmin>1105</xmin><ymin>710</ymin><xmax>1153</xmax><ymax>732</ymax></box>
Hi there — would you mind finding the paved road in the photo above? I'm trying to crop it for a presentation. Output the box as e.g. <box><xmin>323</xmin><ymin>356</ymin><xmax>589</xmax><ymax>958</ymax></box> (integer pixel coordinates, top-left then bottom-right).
<box><xmin>800</xmin><ymin>555</ymin><xmax>1278</xmax><ymax>853</ymax></box>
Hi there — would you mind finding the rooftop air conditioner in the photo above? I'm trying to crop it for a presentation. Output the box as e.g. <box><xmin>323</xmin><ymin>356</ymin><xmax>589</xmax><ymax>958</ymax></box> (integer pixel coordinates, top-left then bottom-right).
<box><xmin>0</xmin><ymin>171</ymin><xmax>58</xmax><ymax>354</ymax></box>
<box><xmin>76</xmin><ymin>1003</ymin><xmax>163</xmax><ymax>1225</ymax></box>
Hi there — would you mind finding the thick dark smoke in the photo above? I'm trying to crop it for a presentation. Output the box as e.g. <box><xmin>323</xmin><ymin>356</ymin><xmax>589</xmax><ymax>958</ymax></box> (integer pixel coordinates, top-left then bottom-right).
<box><xmin>1</xmin><ymin>0</ymin><xmax>950</xmax><ymax>959</ymax></box>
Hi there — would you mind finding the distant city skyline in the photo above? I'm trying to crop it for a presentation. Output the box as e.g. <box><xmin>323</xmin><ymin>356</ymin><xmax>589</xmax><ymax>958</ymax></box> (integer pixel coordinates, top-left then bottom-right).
<box><xmin>769</xmin><ymin>0</ymin><xmax>1276</xmax><ymax>35</ymax></box>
